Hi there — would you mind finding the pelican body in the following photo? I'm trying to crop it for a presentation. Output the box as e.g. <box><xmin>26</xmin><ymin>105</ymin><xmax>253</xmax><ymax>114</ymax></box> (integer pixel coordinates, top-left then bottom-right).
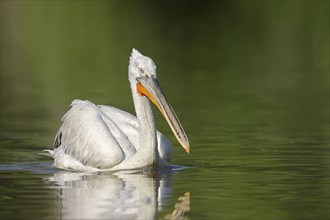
<box><xmin>45</xmin><ymin>49</ymin><xmax>190</xmax><ymax>172</ymax></box>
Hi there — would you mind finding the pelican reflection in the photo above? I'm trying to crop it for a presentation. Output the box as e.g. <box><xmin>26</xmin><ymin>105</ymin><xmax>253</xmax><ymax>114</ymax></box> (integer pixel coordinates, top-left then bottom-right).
<box><xmin>44</xmin><ymin>170</ymin><xmax>190</xmax><ymax>219</ymax></box>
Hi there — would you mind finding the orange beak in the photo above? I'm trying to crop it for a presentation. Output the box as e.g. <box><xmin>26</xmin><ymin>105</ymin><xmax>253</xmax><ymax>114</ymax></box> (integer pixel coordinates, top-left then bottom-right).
<box><xmin>136</xmin><ymin>78</ymin><xmax>190</xmax><ymax>154</ymax></box>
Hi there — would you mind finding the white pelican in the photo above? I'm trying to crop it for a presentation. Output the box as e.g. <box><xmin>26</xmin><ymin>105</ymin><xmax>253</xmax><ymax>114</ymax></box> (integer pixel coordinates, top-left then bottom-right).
<box><xmin>44</xmin><ymin>49</ymin><xmax>190</xmax><ymax>172</ymax></box>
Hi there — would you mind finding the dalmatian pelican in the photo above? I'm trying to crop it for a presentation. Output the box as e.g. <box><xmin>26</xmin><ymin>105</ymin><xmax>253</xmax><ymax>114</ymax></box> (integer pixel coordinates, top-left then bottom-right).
<box><xmin>44</xmin><ymin>49</ymin><xmax>190</xmax><ymax>172</ymax></box>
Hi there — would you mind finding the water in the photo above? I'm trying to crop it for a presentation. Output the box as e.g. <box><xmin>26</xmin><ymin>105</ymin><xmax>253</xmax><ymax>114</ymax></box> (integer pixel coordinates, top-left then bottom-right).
<box><xmin>1</xmin><ymin>1</ymin><xmax>329</xmax><ymax>220</ymax></box>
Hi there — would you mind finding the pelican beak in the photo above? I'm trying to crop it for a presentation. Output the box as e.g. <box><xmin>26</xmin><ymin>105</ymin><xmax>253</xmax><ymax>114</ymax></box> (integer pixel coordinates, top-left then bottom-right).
<box><xmin>136</xmin><ymin>77</ymin><xmax>190</xmax><ymax>154</ymax></box>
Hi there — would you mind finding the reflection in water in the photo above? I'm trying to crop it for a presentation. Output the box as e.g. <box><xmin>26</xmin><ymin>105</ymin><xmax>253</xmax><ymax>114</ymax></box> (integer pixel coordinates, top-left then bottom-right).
<box><xmin>163</xmin><ymin>192</ymin><xmax>190</xmax><ymax>220</ymax></box>
<box><xmin>44</xmin><ymin>170</ymin><xmax>190</xmax><ymax>220</ymax></box>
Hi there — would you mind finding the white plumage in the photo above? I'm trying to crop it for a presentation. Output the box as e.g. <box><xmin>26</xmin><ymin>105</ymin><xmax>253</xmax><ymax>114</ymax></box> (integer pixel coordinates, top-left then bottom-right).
<box><xmin>44</xmin><ymin>49</ymin><xmax>189</xmax><ymax>172</ymax></box>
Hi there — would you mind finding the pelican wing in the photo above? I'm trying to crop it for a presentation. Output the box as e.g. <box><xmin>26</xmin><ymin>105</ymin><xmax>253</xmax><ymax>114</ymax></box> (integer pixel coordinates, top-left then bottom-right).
<box><xmin>53</xmin><ymin>100</ymin><xmax>136</xmax><ymax>170</ymax></box>
<box><xmin>98</xmin><ymin>105</ymin><xmax>140</xmax><ymax>150</ymax></box>
<box><xmin>99</xmin><ymin>105</ymin><xmax>173</xmax><ymax>162</ymax></box>
<box><xmin>50</xmin><ymin>99</ymin><xmax>173</xmax><ymax>171</ymax></box>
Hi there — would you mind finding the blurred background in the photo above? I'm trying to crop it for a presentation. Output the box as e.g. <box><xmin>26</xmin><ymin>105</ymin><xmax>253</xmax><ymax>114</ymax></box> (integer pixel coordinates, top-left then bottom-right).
<box><xmin>1</xmin><ymin>1</ymin><xmax>329</xmax><ymax>220</ymax></box>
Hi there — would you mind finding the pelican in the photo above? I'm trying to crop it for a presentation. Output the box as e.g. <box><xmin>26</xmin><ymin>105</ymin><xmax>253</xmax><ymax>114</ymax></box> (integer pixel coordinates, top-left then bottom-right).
<box><xmin>44</xmin><ymin>49</ymin><xmax>190</xmax><ymax>172</ymax></box>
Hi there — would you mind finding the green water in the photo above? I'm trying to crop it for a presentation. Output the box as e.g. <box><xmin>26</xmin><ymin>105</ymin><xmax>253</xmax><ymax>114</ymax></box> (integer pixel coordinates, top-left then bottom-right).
<box><xmin>1</xmin><ymin>1</ymin><xmax>329</xmax><ymax>220</ymax></box>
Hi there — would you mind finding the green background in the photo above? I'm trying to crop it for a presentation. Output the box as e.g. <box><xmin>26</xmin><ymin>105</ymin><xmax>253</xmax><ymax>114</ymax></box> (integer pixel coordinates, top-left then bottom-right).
<box><xmin>1</xmin><ymin>1</ymin><xmax>329</xmax><ymax>219</ymax></box>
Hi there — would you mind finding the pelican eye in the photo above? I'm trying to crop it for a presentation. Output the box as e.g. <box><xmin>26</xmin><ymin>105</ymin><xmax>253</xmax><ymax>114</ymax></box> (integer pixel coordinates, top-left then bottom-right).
<box><xmin>138</xmin><ymin>67</ymin><xmax>145</xmax><ymax>75</ymax></box>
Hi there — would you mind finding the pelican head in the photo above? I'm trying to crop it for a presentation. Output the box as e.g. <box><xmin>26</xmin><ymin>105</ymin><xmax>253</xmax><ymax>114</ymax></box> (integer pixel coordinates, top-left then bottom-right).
<box><xmin>128</xmin><ymin>48</ymin><xmax>190</xmax><ymax>154</ymax></box>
